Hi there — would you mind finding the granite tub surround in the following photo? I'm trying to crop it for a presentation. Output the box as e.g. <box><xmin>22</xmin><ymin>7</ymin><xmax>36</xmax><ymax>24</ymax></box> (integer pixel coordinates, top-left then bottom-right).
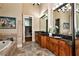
<box><xmin>14</xmin><ymin>42</ymin><xmax>55</xmax><ymax>56</ymax></box>
<box><xmin>0</xmin><ymin>35</ymin><xmax>17</xmax><ymax>56</ymax></box>
<box><xmin>0</xmin><ymin>41</ymin><xmax>17</xmax><ymax>56</ymax></box>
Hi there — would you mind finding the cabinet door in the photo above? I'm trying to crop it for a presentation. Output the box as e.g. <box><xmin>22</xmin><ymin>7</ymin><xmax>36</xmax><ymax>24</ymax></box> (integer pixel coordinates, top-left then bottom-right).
<box><xmin>41</xmin><ymin>35</ymin><xmax>47</xmax><ymax>48</ymax></box>
<box><xmin>69</xmin><ymin>47</ymin><xmax>72</xmax><ymax>56</ymax></box>
<box><xmin>44</xmin><ymin>36</ymin><xmax>47</xmax><ymax>48</ymax></box>
<box><xmin>46</xmin><ymin>37</ymin><xmax>51</xmax><ymax>50</ymax></box>
<box><xmin>54</xmin><ymin>39</ymin><xmax>59</xmax><ymax>56</ymax></box>
<box><xmin>39</xmin><ymin>35</ymin><xmax>41</xmax><ymax>46</ymax></box>
<box><xmin>49</xmin><ymin>38</ymin><xmax>54</xmax><ymax>52</ymax></box>
<box><xmin>59</xmin><ymin>47</ymin><xmax>66</xmax><ymax>56</ymax></box>
<box><xmin>49</xmin><ymin>38</ymin><xmax>59</xmax><ymax>55</ymax></box>
<box><xmin>65</xmin><ymin>44</ymin><xmax>71</xmax><ymax>56</ymax></box>
<box><xmin>35</xmin><ymin>34</ymin><xmax>38</xmax><ymax>43</ymax></box>
<box><xmin>59</xmin><ymin>40</ymin><xmax>71</xmax><ymax>56</ymax></box>
<box><xmin>54</xmin><ymin>43</ymin><xmax>59</xmax><ymax>56</ymax></box>
<box><xmin>76</xmin><ymin>48</ymin><xmax>79</xmax><ymax>56</ymax></box>
<box><xmin>40</xmin><ymin>35</ymin><xmax>44</xmax><ymax>47</ymax></box>
<box><xmin>50</xmin><ymin>38</ymin><xmax>55</xmax><ymax>52</ymax></box>
<box><xmin>75</xmin><ymin>39</ymin><xmax>79</xmax><ymax>56</ymax></box>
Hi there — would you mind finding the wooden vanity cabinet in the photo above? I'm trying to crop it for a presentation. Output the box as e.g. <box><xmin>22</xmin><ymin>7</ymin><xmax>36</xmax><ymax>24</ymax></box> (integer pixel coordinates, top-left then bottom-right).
<box><xmin>35</xmin><ymin>33</ymin><xmax>72</xmax><ymax>56</ymax></box>
<box><xmin>38</xmin><ymin>34</ymin><xmax>41</xmax><ymax>46</ymax></box>
<box><xmin>35</xmin><ymin>33</ymin><xmax>39</xmax><ymax>43</ymax></box>
<box><xmin>35</xmin><ymin>33</ymin><xmax>41</xmax><ymax>45</ymax></box>
<box><xmin>75</xmin><ymin>39</ymin><xmax>79</xmax><ymax>56</ymax></box>
<box><xmin>59</xmin><ymin>40</ymin><xmax>66</xmax><ymax>56</ymax></box>
<box><xmin>46</xmin><ymin>36</ymin><xmax>51</xmax><ymax>50</ymax></box>
<box><xmin>49</xmin><ymin>38</ymin><xmax>71</xmax><ymax>56</ymax></box>
<box><xmin>49</xmin><ymin>38</ymin><xmax>59</xmax><ymax>56</ymax></box>
<box><xmin>40</xmin><ymin>35</ymin><xmax>47</xmax><ymax>48</ymax></box>
<box><xmin>59</xmin><ymin>40</ymin><xmax>71</xmax><ymax>56</ymax></box>
<box><xmin>76</xmin><ymin>48</ymin><xmax>79</xmax><ymax>56</ymax></box>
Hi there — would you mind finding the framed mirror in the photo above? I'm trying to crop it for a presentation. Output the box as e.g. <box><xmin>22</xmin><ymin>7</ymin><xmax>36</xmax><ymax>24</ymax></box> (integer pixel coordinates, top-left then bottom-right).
<box><xmin>53</xmin><ymin>3</ymin><xmax>72</xmax><ymax>35</ymax></box>
<box><xmin>39</xmin><ymin>10</ymin><xmax>48</xmax><ymax>32</ymax></box>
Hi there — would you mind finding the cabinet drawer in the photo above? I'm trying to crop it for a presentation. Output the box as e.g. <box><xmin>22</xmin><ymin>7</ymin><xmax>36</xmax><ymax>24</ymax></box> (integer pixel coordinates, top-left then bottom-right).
<box><xmin>76</xmin><ymin>48</ymin><xmax>79</xmax><ymax>56</ymax></box>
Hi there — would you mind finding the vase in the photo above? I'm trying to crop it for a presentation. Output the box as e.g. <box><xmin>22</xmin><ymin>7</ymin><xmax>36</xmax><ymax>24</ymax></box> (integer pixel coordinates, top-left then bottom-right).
<box><xmin>49</xmin><ymin>33</ymin><xmax>52</xmax><ymax>37</ymax></box>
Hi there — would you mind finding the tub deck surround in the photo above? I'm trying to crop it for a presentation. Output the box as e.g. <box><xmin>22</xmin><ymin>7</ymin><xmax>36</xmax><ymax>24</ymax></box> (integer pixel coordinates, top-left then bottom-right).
<box><xmin>0</xmin><ymin>33</ymin><xmax>17</xmax><ymax>41</ymax></box>
<box><xmin>0</xmin><ymin>40</ymin><xmax>12</xmax><ymax>52</ymax></box>
<box><xmin>0</xmin><ymin>40</ymin><xmax>17</xmax><ymax>56</ymax></box>
<box><xmin>0</xmin><ymin>35</ymin><xmax>17</xmax><ymax>56</ymax></box>
<box><xmin>13</xmin><ymin>42</ymin><xmax>55</xmax><ymax>56</ymax></box>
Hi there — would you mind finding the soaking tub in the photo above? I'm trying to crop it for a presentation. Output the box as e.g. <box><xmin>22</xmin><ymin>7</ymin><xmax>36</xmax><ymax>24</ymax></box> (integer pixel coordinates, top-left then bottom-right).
<box><xmin>0</xmin><ymin>40</ymin><xmax>17</xmax><ymax>56</ymax></box>
<box><xmin>0</xmin><ymin>40</ymin><xmax>12</xmax><ymax>52</ymax></box>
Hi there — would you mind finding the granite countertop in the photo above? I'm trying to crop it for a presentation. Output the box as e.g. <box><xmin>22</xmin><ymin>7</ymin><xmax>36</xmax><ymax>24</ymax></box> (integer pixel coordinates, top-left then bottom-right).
<box><xmin>49</xmin><ymin>36</ymin><xmax>72</xmax><ymax>47</ymax></box>
<box><xmin>35</xmin><ymin>31</ymin><xmax>72</xmax><ymax>47</ymax></box>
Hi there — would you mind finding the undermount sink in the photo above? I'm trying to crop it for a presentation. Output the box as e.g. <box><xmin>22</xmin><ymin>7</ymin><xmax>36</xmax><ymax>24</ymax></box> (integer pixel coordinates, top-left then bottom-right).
<box><xmin>54</xmin><ymin>36</ymin><xmax>62</xmax><ymax>39</ymax></box>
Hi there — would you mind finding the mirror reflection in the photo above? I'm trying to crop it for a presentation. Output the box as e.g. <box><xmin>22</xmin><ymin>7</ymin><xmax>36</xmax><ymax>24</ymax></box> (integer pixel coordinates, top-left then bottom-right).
<box><xmin>53</xmin><ymin>4</ymin><xmax>72</xmax><ymax>35</ymax></box>
<box><xmin>75</xmin><ymin>3</ymin><xmax>79</xmax><ymax>56</ymax></box>
<box><xmin>39</xmin><ymin>10</ymin><xmax>48</xmax><ymax>32</ymax></box>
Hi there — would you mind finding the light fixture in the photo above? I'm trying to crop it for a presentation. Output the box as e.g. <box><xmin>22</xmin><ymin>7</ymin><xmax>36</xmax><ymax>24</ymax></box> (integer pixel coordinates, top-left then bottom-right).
<box><xmin>58</xmin><ymin>9</ymin><xmax>61</xmax><ymax>12</ymax></box>
<box><xmin>33</xmin><ymin>3</ymin><xmax>40</xmax><ymax>5</ymax></box>
<box><xmin>66</xmin><ymin>4</ymin><xmax>69</xmax><ymax>7</ymax></box>
<box><xmin>64</xmin><ymin>6</ymin><xmax>67</xmax><ymax>10</ymax></box>
<box><xmin>66</xmin><ymin>4</ymin><xmax>71</xmax><ymax>10</ymax></box>
<box><xmin>61</xmin><ymin>6</ymin><xmax>65</xmax><ymax>12</ymax></box>
<box><xmin>57</xmin><ymin>4</ymin><xmax>71</xmax><ymax>13</ymax></box>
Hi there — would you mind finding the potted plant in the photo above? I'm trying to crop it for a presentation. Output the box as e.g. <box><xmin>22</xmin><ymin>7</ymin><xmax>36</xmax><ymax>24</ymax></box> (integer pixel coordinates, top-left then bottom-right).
<box><xmin>76</xmin><ymin>30</ymin><xmax>79</xmax><ymax>37</ymax></box>
<box><xmin>52</xmin><ymin>27</ymin><xmax>56</xmax><ymax>34</ymax></box>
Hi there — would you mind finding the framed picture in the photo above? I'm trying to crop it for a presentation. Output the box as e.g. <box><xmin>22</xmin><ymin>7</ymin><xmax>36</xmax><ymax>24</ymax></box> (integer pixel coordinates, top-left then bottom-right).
<box><xmin>63</xmin><ymin>23</ymin><xmax>70</xmax><ymax>29</ymax></box>
<box><xmin>0</xmin><ymin>16</ymin><xmax>16</xmax><ymax>29</ymax></box>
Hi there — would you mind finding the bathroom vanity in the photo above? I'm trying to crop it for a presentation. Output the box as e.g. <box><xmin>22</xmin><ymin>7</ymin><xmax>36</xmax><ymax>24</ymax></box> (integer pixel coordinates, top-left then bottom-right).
<box><xmin>75</xmin><ymin>37</ymin><xmax>79</xmax><ymax>56</ymax></box>
<box><xmin>35</xmin><ymin>31</ymin><xmax>73</xmax><ymax>56</ymax></box>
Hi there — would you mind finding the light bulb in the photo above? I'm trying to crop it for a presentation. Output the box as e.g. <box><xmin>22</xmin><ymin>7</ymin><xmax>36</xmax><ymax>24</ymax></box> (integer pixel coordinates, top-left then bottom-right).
<box><xmin>58</xmin><ymin>9</ymin><xmax>61</xmax><ymax>12</ymax></box>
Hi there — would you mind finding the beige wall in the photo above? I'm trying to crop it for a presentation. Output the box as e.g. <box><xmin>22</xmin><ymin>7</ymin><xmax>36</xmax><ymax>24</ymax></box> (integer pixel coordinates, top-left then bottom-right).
<box><xmin>23</xmin><ymin>3</ymin><xmax>40</xmax><ymax>42</ymax></box>
<box><xmin>39</xmin><ymin>3</ymin><xmax>48</xmax><ymax>32</ymax></box>
<box><xmin>0</xmin><ymin>3</ymin><xmax>23</xmax><ymax>47</ymax></box>
<box><xmin>0</xmin><ymin>3</ymin><xmax>62</xmax><ymax>47</ymax></box>
<box><xmin>40</xmin><ymin>18</ymin><xmax>46</xmax><ymax>32</ymax></box>
<box><xmin>40</xmin><ymin>3</ymin><xmax>48</xmax><ymax>15</ymax></box>
<box><xmin>0</xmin><ymin>3</ymin><xmax>40</xmax><ymax>47</ymax></box>
<box><xmin>39</xmin><ymin>3</ymin><xmax>55</xmax><ymax>32</ymax></box>
<box><xmin>76</xmin><ymin>4</ymin><xmax>79</xmax><ymax>32</ymax></box>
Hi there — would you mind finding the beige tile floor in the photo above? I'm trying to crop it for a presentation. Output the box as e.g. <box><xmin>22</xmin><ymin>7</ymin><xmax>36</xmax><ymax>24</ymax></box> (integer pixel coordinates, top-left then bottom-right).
<box><xmin>14</xmin><ymin>42</ymin><xmax>55</xmax><ymax>56</ymax></box>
